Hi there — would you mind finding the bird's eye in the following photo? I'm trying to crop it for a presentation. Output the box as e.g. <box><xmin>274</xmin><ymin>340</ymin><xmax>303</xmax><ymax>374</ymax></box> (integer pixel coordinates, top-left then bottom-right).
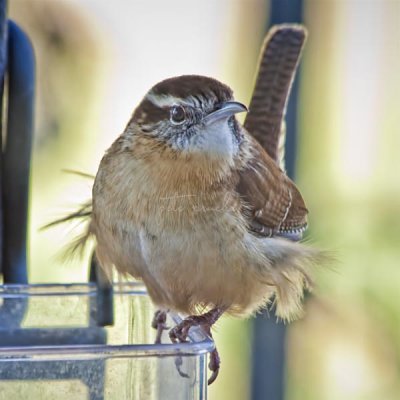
<box><xmin>170</xmin><ymin>105</ymin><xmax>186</xmax><ymax>125</ymax></box>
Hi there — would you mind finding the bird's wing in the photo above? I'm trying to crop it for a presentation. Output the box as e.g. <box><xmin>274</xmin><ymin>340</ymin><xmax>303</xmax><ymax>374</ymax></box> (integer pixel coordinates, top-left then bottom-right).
<box><xmin>236</xmin><ymin>136</ymin><xmax>308</xmax><ymax>239</ymax></box>
<box><xmin>244</xmin><ymin>24</ymin><xmax>307</xmax><ymax>168</ymax></box>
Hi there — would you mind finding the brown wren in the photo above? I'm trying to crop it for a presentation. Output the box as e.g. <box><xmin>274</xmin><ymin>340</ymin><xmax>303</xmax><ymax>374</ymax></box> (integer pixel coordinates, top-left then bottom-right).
<box><xmin>54</xmin><ymin>25</ymin><xmax>322</xmax><ymax>385</ymax></box>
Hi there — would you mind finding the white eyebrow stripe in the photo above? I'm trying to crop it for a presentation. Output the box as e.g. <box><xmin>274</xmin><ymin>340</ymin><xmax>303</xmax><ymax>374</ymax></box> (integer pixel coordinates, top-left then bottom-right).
<box><xmin>146</xmin><ymin>92</ymin><xmax>189</xmax><ymax>108</ymax></box>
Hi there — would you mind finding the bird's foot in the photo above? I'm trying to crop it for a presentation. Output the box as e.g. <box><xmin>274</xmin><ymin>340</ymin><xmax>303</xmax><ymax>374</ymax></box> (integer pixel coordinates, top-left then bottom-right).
<box><xmin>151</xmin><ymin>310</ymin><xmax>169</xmax><ymax>344</ymax></box>
<box><xmin>169</xmin><ymin>307</ymin><xmax>225</xmax><ymax>384</ymax></box>
<box><xmin>169</xmin><ymin>307</ymin><xmax>224</xmax><ymax>343</ymax></box>
<box><xmin>169</xmin><ymin>317</ymin><xmax>193</xmax><ymax>343</ymax></box>
<box><xmin>207</xmin><ymin>346</ymin><xmax>221</xmax><ymax>385</ymax></box>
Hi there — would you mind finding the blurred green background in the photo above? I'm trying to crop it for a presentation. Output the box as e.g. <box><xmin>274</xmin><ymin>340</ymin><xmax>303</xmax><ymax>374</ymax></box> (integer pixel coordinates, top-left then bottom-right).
<box><xmin>9</xmin><ymin>0</ymin><xmax>400</xmax><ymax>399</ymax></box>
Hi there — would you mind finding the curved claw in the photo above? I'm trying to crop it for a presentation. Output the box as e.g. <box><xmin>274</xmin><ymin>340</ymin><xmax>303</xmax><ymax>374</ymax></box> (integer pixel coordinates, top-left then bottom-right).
<box><xmin>207</xmin><ymin>348</ymin><xmax>220</xmax><ymax>385</ymax></box>
<box><xmin>152</xmin><ymin>310</ymin><xmax>169</xmax><ymax>344</ymax></box>
<box><xmin>208</xmin><ymin>369</ymin><xmax>219</xmax><ymax>386</ymax></box>
<box><xmin>175</xmin><ymin>355</ymin><xmax>190</xmax><ymax>379</ymax></box>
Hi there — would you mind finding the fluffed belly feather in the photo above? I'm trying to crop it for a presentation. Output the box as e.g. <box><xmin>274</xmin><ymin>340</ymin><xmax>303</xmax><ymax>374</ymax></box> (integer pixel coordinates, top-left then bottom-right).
<box><xmin>95</xmin><ymin>211</ymin><xmax>318</xmax><ymax>320</ymax></box>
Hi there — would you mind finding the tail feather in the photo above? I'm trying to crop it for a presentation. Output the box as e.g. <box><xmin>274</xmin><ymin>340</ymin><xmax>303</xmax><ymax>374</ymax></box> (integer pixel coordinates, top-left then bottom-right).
<box><xmin>61</xmin><ymin>169</ymin><xmax>95</xmax><ymax>180</ymax></box>
<box><xmin>41</xmin><ymin>201</ymin><xmax>92</xmax><ymax>230</ymax></box>
<box><xmin>42</xmin><ymin>199</ymin><xmax>93</xmax><ymax>261</ymax></box>
<box><xmin>244</xmin><ymin>24</ymin><xmax>307</xmax><ymax>165</ymax></box>
<box><xmin>41</xmin><ymin>169</ymin><xmax>95</xmax><ymax>258</ymax></box>
<box><xmin>60</xmin><ymin>227</ymin><xmax>93</xmax><ymax>262</ymax></box>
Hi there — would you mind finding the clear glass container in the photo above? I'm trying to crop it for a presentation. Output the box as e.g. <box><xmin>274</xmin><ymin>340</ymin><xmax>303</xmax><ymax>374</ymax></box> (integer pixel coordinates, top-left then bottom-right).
<box><xmin>0</xmin><ymin>283</ymin><xmax>213</xmax><ymax>400</ymax></box>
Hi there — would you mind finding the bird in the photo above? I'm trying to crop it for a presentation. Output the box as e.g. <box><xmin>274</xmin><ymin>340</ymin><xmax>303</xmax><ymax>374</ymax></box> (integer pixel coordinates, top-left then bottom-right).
<box><xmin>50</xmin><ymin>24</ymin><xmax>324</xmax><ymax>385</ymax></box>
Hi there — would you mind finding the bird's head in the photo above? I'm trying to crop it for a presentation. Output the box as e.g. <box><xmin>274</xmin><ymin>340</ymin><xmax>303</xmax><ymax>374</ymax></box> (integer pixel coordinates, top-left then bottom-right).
<box><xmin>130</xmin><ymin>75</ymin><xmax>247</xmax><ymax>161</ymax></box>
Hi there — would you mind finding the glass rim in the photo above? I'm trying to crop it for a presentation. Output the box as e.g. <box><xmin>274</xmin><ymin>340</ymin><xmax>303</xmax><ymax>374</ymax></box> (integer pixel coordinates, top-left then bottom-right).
<box><xmin>0</xmin><ymin>282</ymin><xmax>215</xmax><ymax>358</ymax></box>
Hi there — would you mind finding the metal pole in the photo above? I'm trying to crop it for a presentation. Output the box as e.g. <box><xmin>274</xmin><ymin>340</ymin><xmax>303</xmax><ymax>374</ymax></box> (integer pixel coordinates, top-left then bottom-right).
<box><xmin>2</xmin><ymin>20</ymin><xmax>35</xmax><ymax>283</ymax></box>
<box><xmin>0</xmin><ymin>0</ymin><xmax>7</xmax><ymax>277</ymax></box>
<box><xmin>251</xmin><ymin>1</ymin><xmax>303</xmax><ymax>399</ymax></box>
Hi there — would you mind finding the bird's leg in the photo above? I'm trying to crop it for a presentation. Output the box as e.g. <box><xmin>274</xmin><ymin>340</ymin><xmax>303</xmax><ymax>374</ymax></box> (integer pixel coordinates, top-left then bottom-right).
<box><xmin>169</xmin><ymin>307</ymin><xmax>226</xmax><ymax>384</ymax></box>
<box><xmin>151</xmin><ymin>309</ymin><xmax>169</xmax><ymax>344</ymax></box>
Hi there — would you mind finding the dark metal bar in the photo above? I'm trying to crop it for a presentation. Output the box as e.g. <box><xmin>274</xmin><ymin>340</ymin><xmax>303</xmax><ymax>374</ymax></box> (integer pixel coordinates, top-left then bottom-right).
<box><xmin>0</xmin><ymin>0</ymin><xmax>7</xmax><ymax>275</ymax></box>
<box><xmin>89</xmin><ymin>253</ymin><xmax>114</xmax><ymax>327</ymax></box>
<box><xmin>251</xmin><ymin>1</ymin><xmax>303</xmax><ymax>399</ymax></box>
<box><xmin>2</xmin><ymin>20</ymin><xmax>35</xmax><ymax>284</ymax></box>
<box><xmin>0</xmin><ymin>0</ymin><xmax>6</xmax><ymax>78</ymax></box>
<box><xmin>0</xmin><ymin>18</ymin><xmax>108</xmax><ymax>399</ymax></box>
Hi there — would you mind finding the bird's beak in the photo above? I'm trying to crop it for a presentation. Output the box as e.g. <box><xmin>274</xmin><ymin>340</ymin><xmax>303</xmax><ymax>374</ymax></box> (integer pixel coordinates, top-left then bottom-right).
<box><xmin>203</xmin><ymin>101</ymin><xmax>248</xmax><ymax>126</ymax></box>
